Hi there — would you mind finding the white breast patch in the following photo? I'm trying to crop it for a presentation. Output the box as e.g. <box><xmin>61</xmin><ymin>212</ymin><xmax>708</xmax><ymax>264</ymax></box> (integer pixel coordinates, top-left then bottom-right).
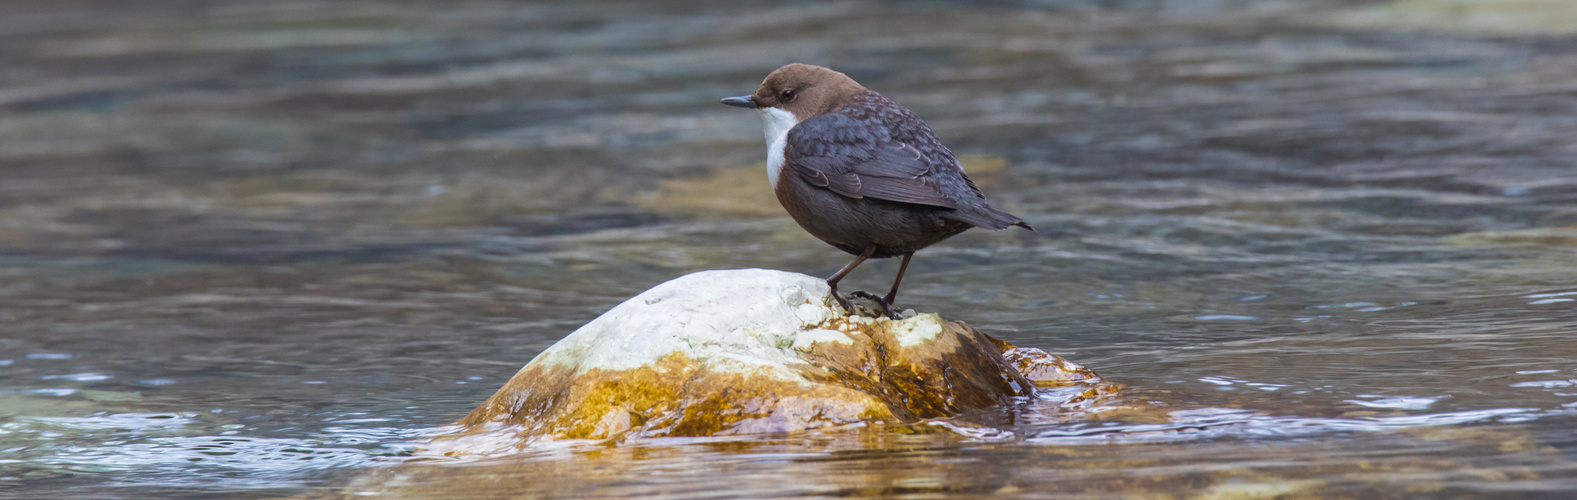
<box><xmin>759</xmin><ymin>107</ymin><xmax>798</xmax><ymax>190</ymax></box>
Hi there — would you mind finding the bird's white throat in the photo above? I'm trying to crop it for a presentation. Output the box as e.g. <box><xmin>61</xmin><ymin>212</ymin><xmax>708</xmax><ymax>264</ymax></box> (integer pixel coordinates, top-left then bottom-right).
<box><xmin>759</xmin><ymin>107</ymin><xmax>798</xmax><ymax>190</ymax></box>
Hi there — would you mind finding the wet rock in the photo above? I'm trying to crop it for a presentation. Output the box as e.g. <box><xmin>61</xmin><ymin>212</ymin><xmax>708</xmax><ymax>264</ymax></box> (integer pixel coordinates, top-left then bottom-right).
<box><xmin>1001</xmin><ymin>347</ymin><xmax>1101</xmax><ymax>387</ymax></box>
<box><xmin>976</xmin><ymin>333</ymin><xmax>1101</xmax><ymax>387</ymax></box>
<box><xmin>452</xmin><ymin>269</ymin><xmax>1080</xmax><ymax>445</ymax></box>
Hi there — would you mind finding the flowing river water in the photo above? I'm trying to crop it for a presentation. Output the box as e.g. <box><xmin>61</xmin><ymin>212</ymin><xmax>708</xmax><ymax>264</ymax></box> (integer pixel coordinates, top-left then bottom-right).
<box><xmin>3</xmin><ymin>0</ymin><xmax>1577</xmax><ymax>498</ymax></box>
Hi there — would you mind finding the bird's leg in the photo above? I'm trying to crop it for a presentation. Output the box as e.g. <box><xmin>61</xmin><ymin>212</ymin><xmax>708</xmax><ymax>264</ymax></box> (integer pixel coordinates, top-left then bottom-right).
<box><xmin>825</xmin><ymin>247</ymin><xmax>875</xmax><ymax>314</ymax></box>
<box><xmin>870</xmin><ymin>252</ymin><xmax>913</xmax><ymax>319</ymax></box>
<box><xmin>850</xmin><ymin>252</ymin><xmax>912</xmax><ymax>319</ymax></box>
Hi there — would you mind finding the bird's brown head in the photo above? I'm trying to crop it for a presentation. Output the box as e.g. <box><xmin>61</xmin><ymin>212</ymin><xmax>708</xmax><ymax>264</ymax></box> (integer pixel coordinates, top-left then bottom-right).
<box><xmin>719</xmin><ymin>63</ymin><xmax>867</xmax><ymax>120</ymax></box>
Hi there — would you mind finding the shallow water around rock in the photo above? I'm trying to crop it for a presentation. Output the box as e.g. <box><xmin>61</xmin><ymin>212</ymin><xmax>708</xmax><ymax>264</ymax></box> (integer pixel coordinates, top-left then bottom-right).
<box><xmin>3</xmin><ymin>0</ymin><xmax>1577</xmax><ymax>497</ymax></box>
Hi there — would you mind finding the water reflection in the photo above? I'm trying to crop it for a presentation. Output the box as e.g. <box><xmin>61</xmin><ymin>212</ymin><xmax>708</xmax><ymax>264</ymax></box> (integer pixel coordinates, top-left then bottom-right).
<box><xmin>331</xmin><ymin>420</ymin><xmax>1572</xmax><ymax>498</ymax></box>
<box><xmin>3</xmin><ymin>0</ymin><xmax>1577</xmax><ymax>497</ymax></box>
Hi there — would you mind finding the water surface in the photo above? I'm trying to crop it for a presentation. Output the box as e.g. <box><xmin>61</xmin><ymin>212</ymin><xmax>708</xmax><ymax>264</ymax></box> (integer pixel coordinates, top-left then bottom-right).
<box><xmin>3</xmin><ymin>0</ymin><xmax>1577</xmax><ymax>497</ymax></box>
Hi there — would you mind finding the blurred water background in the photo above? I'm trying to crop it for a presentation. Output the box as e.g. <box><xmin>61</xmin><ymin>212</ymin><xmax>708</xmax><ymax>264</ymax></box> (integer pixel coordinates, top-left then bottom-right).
<box><xmin>2</xmin><ymin>0</ymin><xmax>1577</xmax><ymax>498</ymax></box>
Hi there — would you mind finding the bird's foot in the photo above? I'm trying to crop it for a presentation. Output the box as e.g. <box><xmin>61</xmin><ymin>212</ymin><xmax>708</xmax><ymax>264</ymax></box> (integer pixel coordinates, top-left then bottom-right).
<box><xmin>849</xmin><ymin>291</ymin><xmax>901</xmax><ymax>320</ymax></box>
<box><xmin>829</xmin><ymin>285</ymin><xmax>854</xmax><ymax>313</ymax></box>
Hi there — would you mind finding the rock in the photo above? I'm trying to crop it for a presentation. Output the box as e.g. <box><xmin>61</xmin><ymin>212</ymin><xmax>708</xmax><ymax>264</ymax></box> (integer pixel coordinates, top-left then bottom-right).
<box><xmin>975</xmin><ymin>333</ymin><xmax>1101</xmax><ymax>387</ymax></box>
<box><xmin>1000</xmin><ymin>347</ymin><xmax>1101</xmax><ymax>387</ymax></box>
<box><xmin>451</xmin><ymin>269</ymin><xmax>1099</xmax><ymax>445</ymax></box>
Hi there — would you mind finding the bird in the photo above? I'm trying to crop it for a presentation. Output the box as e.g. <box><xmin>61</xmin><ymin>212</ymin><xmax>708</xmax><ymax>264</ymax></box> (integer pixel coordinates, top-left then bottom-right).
<box><xmin>720</xmin><ymin>63</ymin><xmax>1032</xmax><ymax>319</ymax></box>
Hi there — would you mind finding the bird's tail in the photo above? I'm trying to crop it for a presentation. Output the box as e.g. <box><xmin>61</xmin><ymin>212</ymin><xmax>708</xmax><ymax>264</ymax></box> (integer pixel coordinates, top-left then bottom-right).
<box><xmin>944</xmin><ymin>205</ymin><xmax>1034</xmax><ymax>231</ymax></box>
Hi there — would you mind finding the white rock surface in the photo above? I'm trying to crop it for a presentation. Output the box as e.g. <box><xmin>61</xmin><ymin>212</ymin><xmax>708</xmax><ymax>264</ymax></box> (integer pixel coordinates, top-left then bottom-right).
<box><xmin>530</xmin><ymin>269</ymin><xmax>840</xmax><ymax>381</ymax></box>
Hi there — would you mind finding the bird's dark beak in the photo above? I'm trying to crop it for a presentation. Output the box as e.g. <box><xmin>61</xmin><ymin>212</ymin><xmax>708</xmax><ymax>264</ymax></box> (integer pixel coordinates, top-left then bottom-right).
<box><xmin>719</xmin><ymin>95</ymin><xmax>758</xmax><ymax>109</ymax></box>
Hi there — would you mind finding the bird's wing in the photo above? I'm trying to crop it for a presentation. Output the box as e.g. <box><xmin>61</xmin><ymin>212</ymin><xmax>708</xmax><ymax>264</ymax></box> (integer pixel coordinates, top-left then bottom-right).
<box><xmin>783</xmin><ymin>113</ymin><xmax>957</xmax><ymax>209</ymax></box>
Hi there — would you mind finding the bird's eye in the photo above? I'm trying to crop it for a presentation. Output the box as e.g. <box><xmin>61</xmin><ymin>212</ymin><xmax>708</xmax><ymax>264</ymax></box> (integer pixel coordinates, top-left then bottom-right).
<box><xmin>779</xmin><ymin>89</ymin><xmax>795</xmax><ymax>102</ymax></box>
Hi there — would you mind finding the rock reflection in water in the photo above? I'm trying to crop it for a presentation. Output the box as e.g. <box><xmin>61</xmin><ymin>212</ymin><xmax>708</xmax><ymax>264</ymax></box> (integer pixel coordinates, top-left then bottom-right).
<box><xmin>324</xmin><ymin>423</ymin><xmax>1561</xmax><ymax>499</ymax></box>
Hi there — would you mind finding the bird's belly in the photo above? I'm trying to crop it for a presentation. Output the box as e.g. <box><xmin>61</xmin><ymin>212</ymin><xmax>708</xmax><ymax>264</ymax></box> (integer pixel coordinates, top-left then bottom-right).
<box><xmin>775</xmin><ymin>175</ymin><xmax>970</xmax><ymax>258</ymax></box>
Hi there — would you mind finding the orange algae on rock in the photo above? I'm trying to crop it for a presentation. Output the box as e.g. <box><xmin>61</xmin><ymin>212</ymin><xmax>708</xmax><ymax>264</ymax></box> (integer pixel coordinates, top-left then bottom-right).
<box><xmin>794</xmin><ymin>315</ymin><xmax>1036</xmax><ymax>421</ymax></box>
<box><xmin>462</xmin><ymin>352</ymin><xmax>892</xmax><ymax>440</ymax></box>
<box><xmin>446</xmin><ymin>269</ymin><xmax>1104</xmax><ymax>447</ymax></box>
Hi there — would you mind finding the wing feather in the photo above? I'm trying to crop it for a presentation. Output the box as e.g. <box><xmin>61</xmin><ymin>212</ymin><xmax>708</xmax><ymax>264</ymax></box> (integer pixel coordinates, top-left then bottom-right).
<box><xmin>784</xmin><ymin>114</ymin><xmax>956</xmax><ymax>209</ymax></box>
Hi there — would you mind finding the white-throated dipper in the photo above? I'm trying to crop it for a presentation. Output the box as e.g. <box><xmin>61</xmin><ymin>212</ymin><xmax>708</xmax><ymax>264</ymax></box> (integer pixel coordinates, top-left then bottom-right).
<box><xmin>721</xmin><ymin>63</ymin><xmax>1032</xmax><ymax>318</ymax></box>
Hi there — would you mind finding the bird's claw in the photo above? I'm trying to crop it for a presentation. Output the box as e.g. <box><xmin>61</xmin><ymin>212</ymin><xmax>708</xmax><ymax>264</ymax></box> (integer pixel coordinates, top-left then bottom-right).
<box><xmin>849</xmin><ymin>291</ymin><xmax>900</xmax><ymax>319</ymax></box>
<box><xmin>830</xmin><ymin>289</ymin><xmax>854</xmax><ymax>313</ymax></box>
